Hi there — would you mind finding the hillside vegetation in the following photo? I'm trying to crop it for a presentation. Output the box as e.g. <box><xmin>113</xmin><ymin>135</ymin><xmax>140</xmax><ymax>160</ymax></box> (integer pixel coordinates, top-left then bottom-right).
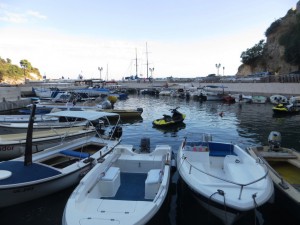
<box><xmin>238</xmin><ymin>5</ymin><xmax>300</xmax><ymax>76</ymax></box>
<box><xmin>0</xmin><ymin>57</ymin><xmax>42</xmax><ymax>85</ymax></box>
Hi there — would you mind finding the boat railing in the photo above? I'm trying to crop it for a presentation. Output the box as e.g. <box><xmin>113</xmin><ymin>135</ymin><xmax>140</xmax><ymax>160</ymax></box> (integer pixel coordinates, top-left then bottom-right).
<box><xmin>153</xmin><ymin>184</ymin><xmax>165</xmax><ymax>203</ymax></box>
<box><xmin>183</xmin><ymin>156</ymin><xmax>269</xmax><ymax>200</ymax></box>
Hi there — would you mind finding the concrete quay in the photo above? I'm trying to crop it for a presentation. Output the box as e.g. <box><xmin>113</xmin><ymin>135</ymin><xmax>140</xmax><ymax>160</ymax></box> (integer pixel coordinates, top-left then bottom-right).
<box><xmin>0</xmin><ymin>82</ymin><xmax>299</xmax><ymax>112</ymax></box>
<box><xmin>121</xmin><ymin>81</ymin><xmax>300</xmax><ymax>97</ymax></box>
<box><xmin>0</xmin><ymin>87</ymin><xmax>32</xmax><ymax>112</ymax></box>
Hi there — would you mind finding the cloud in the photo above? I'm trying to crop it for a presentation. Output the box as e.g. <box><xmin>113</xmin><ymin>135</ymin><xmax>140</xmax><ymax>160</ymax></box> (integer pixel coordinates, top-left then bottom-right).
<box><xmin>0</xmin><ymin>25</ymin><xmax>265</xmax><ymax>80</ymax></box>
<box><xmin>26</xmin><ymin>10</ymin><xmax>47</xmax><ymax>20</ymax></box>
<box><xmin>0</xmin><ymin>4</ymin><xmax>46</xmax><ymax>24</ymax></box>
<box><xmin>0</xmin><ymin>11</ymin><xmax>27</xmax><ymax>23</ymax></box>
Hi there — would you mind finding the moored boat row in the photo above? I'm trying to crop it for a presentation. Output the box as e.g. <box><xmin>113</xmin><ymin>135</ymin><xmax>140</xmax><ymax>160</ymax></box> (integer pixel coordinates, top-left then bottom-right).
<box><xmin>0</xmin><ymin>94</ymin><xmax>299</xmax><ymax>225</ymax></box>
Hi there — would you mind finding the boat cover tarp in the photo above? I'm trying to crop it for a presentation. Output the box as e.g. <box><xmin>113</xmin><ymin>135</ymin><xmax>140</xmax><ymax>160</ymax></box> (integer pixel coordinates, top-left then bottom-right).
<box><xmin>60</xmin><ymin>150</ymin><xmax>90</xmax><ymax>158</ymax></box>
<box><xmin>46</xmin><ymin>110</ymin><xmax>119</xmax><ymax>121</ymax></box>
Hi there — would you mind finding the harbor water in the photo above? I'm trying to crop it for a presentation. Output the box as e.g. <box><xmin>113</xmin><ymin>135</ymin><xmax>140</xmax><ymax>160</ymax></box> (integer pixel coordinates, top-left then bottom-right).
<box><xmin>0</xmin><ymin>94</ymin><xmax>299</xmax><ymax>225</ymax></box>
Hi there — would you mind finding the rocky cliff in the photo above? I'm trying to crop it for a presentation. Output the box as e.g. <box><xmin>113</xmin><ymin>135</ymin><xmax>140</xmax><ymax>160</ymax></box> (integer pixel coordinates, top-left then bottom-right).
<box><xmin>237</xmin><ymin>2</ymin><xmax>300</xmax><ymax>76</ymax></box>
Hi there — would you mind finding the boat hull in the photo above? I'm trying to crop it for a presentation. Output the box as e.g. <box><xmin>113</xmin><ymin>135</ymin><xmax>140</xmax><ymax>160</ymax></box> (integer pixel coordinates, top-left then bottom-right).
<box><xmin>0</xmin><ymin>163</ymin><xmax>91</xmax><ymax>208</ymax></box>
<box><xmin>247</xmin><ymin>146</ymin><xmax>300</xmax><ymax>222</ymax></box>
<box><xmin>0</xmin><ymin>128</ymin><xmax>96</xmax><ymax>160</ymax></box>
<box><xmin>62</xmin><ymin>144</ymin><xmax>172</xmax><ymax>225</ymax></box>
<box><xmin>177</xmin><ymin>140</ymin><xmax>274</xmax><ymax>225</ymax></box>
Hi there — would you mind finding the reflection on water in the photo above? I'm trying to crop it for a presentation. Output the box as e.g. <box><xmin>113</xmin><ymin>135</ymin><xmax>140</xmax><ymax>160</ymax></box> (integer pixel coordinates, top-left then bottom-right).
<box><xmin>1</xmin><ymin>94</ymin><xmax>300</xmax><ymax>225</ymax></box>
<box><xmin>152</xmin><ymin>122</ymin><xmax>186</xmax><ymax>136</ymax></box>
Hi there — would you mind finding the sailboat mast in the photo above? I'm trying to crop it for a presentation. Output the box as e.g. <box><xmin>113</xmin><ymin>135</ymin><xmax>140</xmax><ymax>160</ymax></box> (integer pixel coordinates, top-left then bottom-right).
<box><xmin>135</xmin><ymin>48</ymin><xmax>138</xmax><ymax>77</ymax></box>
<box><xmin>146</xmin><ymin>42</ymin><xmax>149</xmax><ymax>79</ymax></box>
<box><xmin>106</xmin><ymin>64</ymin><xmax>108</xmax><ymax>81</ymax></box>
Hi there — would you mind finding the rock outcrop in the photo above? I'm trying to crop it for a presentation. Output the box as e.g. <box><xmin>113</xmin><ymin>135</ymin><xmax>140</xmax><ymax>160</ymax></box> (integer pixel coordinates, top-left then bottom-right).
<box><xmin>237</xmin><ymin>2</ymin><xmax>300</xmax><ymax>76</ymax></box>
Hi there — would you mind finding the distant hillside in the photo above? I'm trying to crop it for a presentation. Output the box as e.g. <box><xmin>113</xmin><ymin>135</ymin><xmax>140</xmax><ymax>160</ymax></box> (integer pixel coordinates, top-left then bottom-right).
<box><xmin>237</xmin><ymin>1</ymin><xmax>300</xmax><ymax>76</ymax></box>
<box><xmin>0</xmin><ymin>58</ymin><xmax>42</xmax><ymax>85</ymax></box>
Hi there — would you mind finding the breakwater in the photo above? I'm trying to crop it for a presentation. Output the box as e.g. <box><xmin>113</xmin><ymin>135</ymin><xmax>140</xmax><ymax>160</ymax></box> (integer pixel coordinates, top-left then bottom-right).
<box><xmin>122</xmin><ymin>81</ymin><xmax>300</xmax><ymax>97</ymax></box>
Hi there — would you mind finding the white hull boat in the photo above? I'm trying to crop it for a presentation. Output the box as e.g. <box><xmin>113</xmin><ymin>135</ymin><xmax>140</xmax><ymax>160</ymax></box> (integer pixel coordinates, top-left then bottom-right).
<box><xmin>0</xmin><ymin>126</ymin><xmax>96</xmax><ymax>160</ymax></box>
<box><xmin>32</xmin><ymin>87</ymin><xmax>66</xmax><ymax>99</ymax></box>
<box><xmin>0</xmin><ymin>109</ymin><xmax>122</xmax><ymax>208</ymax></box>
<box><xmin>0</xmin><ymin>120</ymin><xmax>87</xmax><ymax>134</ymax></box>
<box><xmin>289</xmin><ymin>96</ymin><xmax>300</xmax><ymax>108</ymax></box>
<box><xmin>177</xmin><ymin>134</ymin><xmax>274</xmax><ymax>225</ymax></box>
<box><xmin>203</xmin><ymin>85</ymin><xmax>228</xmax><ymax>101</ymax></box>
<box><xmin>62</xmin><ymin>143</ymin><xmax>172</xmax><ymax>225</ymax></box>
<box><xmin>252</xmin><ymin>95</ymin><xmax>267</xmax><ymax>104</ymax></box>
<box><xmin>270</xmin><ymin>95</ymin><xmax>288</xmax><ymax>105</ymax></box>
<box><xmin>0</xmin><ymin>114</ymin><xmax>58</xmax><ymax>123</ymax></box>
<box><xmin>247</xmin><ymin>131</ymin><xmax>300</xmax><ymax>222</ymax></box>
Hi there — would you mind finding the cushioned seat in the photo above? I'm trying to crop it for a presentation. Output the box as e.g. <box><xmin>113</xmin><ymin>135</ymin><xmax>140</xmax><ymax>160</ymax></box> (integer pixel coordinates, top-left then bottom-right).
<box><xmin>145</xmin><ymin>169</ymin><xmax>162</xmax><ymax>199</ymax></box>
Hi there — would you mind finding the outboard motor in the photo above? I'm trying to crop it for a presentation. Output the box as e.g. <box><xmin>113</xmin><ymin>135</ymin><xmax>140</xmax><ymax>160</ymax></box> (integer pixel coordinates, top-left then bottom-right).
<box><xmin>101</xmin><ymin>100</ymin><xmax>112</xmax><ymax>109</ymax></box>
<box><xmin>140</xmin><ymin>137</ymin><xmax>150</xmax><ymax>153</ymax></box>
<box><xmin>137</xmin><ymin>108</ymin><xmax>143</xmax><ymax>113</ymax></box>
<box><xmin>95</xmin><ymin>120</ymin><xmax>105</xmax><ymax>135</ymax></box>
<box><xmin>110</xmin><ymin>126</ymin><xmax>123</xmax><ymax>139</ymax></box>
<box><xmin>268</xmin><ymin>131</ymin><xmax>282</xmax><ymax>150</ymax></box>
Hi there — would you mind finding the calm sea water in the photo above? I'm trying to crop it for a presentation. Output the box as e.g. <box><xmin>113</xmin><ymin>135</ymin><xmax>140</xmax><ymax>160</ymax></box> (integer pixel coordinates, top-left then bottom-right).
<box><xmin>0</xmin><ymin>94</ymin><xmax>299</xmax><ymax>225</ymax></box>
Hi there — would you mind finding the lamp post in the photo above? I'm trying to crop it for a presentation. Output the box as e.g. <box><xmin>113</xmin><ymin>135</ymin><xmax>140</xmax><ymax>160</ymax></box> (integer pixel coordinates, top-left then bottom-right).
<box><xmin>149</xmin><ymin>67</ymin><xmax>154</xmax><ymax>78</ymax></box>
<box><xmin>215</xmin><ymin>63</ymin><xmax>221</xmax><ymax>76</ymax></box>
<box><xmin>98</xmin><ymin>67</ymin><xmax>103</xmax><ymax>80</ymax></box>
<box><xmin>223</xmin><ymin>66</ymin><xmax>225</xmax><ymax>76</ymax></box>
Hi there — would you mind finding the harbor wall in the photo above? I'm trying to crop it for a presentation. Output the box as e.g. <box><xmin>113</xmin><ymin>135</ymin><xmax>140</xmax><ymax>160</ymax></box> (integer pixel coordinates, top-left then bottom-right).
<box><xmin>122</xmin><ymin>81</ymin><xmax>300</xmax><ymax>97</ymax></box>
<box><xmin>0</xmin><ymin>87</ymin><xmax>31</xmax><ymax>112</ymax></box>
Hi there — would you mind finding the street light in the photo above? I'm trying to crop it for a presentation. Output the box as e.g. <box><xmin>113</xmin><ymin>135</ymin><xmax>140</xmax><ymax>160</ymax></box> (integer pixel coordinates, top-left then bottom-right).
<box><xmin>149</xmin><ymin>67</ymin><xmax>154</xmax><ymax>78</ymax></box>
<box><xmin>98</xmin><ymin>67</ymin><xmax>103</xmax><ymax>80</ymax></box>
<box><xmin>215</xmin><ymin>63</ymin><xmax>221</xmax><ymax>76</ymax></box>
<box><xmin>223</xmin><ymin>66</ymin><xmax>225</xmax><ymax>76</ymax></box>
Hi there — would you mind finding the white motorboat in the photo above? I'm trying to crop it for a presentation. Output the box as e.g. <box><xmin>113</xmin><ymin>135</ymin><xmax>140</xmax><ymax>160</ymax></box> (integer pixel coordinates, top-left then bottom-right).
<box><xmin>270</xmin><ymin>94</ymin><xmax>288</xmax><ymax>105</ymax></box>
<box><xmin>0</xmin><ymin>114</ymin><xmax>58</xmax><ymax>123</ymax></box>
<box><xmin>32</xmin><ymin>87</ymin><xmax>66</xmax><ymax>100</ymax></box>
<box><xmin>289</xmin><ymin>96</ymin><xmax>300</xmax><ymax>108</ymax></box>
<box><xmin>158</xmin><ymin>88</ymin><xmax>172</xmax><ymax>96</ymax></box>
<box><xmin>62</xmin><ymin>143</ymin><xmax>172</xmax><ymax>225</ymax></box>
<box><xmin>0</xmin><ymin>126</ymin><xmax>96</xmax><ymax>160</ymax></box>
<box><xmin>232</xmin><ymin>94</ymin><xmax>252</xmax><ymax>103</ymax></box>
<box><xmin>177</xmin><ymin>134</ymin><xmax>274</xmax><ymax>225</ymax></box>
<box><xmin>247</xmin><ymin>131</ymin><xmax>300</xmax><ymax>222</ymax></box>
<box><xmin>252</xmin><ymin>95</ymin><xmax>267</xmax><ymax>104</ymax></box>
<box><xmin>203</xmin><ymin>85</ymin><xmax>228</xmax><ymax>101</ymax></box>
<box><xmin>0</xmin><ymin>119</ymin><xmax>88</xmax><ymax>134</ymax></box>
<box><xmin>0</xmin><ymin>107</ymin><xmax>122</xmax><ymax>208</ymax></box>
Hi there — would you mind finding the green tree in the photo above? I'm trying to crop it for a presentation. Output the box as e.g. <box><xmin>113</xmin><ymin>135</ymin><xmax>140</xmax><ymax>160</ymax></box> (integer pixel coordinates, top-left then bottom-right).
<box><xmin>20</xmin><ymin>59</ymin><xmax>32</xmax><ymax>79</ymax></box>
<box><xmin>240</xmin><ymin>40</ymin><xmax>266</xmax><ymax>65</ymax></box>
<box><xmin>279</xmin><ymin>14</ymin><xmax>300</xmax><ymax>69</ymax></box>
<box><xmin>265</xmin><ymin>19</ymin><xmax>282</xmax><ymax>36</ymax></box>
<box><xmin>20</xmin><ymin>59</ymin><xmax>32</xmax><ymax>70</ymax></box>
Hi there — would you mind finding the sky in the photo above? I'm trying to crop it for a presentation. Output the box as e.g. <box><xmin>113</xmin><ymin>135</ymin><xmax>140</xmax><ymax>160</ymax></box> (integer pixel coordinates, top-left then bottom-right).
<box><xmin>0</xmin><ymin>0</ymin><xmax>298</xmax><ymax>80</ymax></box>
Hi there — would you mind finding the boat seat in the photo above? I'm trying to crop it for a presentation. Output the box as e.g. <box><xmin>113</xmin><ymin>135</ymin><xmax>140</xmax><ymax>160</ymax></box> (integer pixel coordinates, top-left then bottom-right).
<box><xmin>145</xmin><ymin>169</ymin><xmax>162</xmax><ymax>199</ymax></box>
<box><xmin>99</xmin><ymin>167</ymin><xmax>120</xmax><ymax>197</ymax></box>
<box><xmin>208</xmin><ymin>143</ymin><xmax>237</xmax><ymax>157</ymax></box>
<box><xmin>59</xmin><ymin>150</ymin><xmax>90</xmax><ymax>159</ymax></box>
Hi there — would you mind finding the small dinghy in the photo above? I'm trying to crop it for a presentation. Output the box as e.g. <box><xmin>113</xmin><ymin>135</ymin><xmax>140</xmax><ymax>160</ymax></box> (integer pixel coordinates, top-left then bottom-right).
<box><xmin>247</xmin><ymin>131</ymin><xmax>300</xmax><ymax>222</ymax></box>
<box><xmin>62</xmin><ymin>142</ymin><xmax>172</xmax><ymax>225</ymax></box>
<box><xmin>177</xmin><ymin>134</ymin><xmax>274</xmax><ymax>225</ymax></box>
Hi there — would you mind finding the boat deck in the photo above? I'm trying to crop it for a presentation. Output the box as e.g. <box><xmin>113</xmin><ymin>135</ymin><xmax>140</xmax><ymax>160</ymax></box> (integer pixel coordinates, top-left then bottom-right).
<box><xmin>103</xmin><ymin>172</ymin><xmax>151</xmax><ymax>201</ymax></box>
<box><xmin>0</xmin><ymin>161</ymin><xmax>61</xmax><ymax>185</ymax></box>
